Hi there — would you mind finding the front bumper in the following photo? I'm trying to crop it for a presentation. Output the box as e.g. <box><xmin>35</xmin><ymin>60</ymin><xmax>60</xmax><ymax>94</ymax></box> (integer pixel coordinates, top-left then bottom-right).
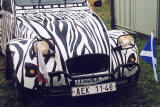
<box><xmin>35</xmin><ymin>62</ymin><xmax>140</xmax><ymax>97</ymax></box>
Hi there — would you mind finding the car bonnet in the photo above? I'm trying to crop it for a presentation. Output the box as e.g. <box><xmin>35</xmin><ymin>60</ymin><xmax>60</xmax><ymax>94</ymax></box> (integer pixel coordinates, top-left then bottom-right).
<box><xmin>16</xmin><ymin>11</ymin><xmax>110</xmax><ymax>58</ymax></box>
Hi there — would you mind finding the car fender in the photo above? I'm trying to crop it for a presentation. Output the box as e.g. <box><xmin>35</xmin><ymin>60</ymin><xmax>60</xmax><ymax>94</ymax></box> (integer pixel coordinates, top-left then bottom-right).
<box><xmin>108</xmin><ymin>30</ymin><xmax>139</xmax><ymax>77</ymax></box>
<box><xmin>7</xmin><ymin>38</ymin><xmax>37</xmax><ymax>89</ymax></box>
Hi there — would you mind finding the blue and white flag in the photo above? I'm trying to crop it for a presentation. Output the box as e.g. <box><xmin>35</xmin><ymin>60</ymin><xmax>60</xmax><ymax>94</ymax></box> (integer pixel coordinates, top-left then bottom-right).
<box><xmin>140</xmin><ymin>32</ymin><xmax>158</xmax><ymax>81</ymax></box>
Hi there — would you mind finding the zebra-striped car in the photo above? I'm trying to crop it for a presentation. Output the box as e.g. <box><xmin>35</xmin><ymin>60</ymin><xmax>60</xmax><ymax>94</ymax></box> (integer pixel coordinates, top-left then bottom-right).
<box><xmin>1</xmin><ymin>0</ymin><xmax>140</xmax><ymax>97</ymax></box>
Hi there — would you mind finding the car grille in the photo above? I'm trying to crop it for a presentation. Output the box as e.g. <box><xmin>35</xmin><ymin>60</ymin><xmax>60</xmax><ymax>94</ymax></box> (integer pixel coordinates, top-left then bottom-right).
<box><xmin>66</xmin><ymin>54</ymin><xmax>110</xmax><ymax>75</ymax></box>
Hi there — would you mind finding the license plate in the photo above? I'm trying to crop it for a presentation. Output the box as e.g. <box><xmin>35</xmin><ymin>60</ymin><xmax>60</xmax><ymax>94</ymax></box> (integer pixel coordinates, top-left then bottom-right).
<box><xmin>72</xmin><ymin>82</ymin><xmax>116</xmax><ymax>97</ymax></box>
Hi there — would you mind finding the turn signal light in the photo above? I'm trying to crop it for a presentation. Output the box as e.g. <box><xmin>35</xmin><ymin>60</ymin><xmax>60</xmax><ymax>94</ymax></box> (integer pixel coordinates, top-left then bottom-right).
<box><xmin>130</xmin><ymin>57</ymin><xmax>135</xmax><ymax>62</ymax></box>
<box><xmin>25</xmin><ymin>63</ymin><xmax>38</xmax><ymax>77</ymax></box>
<box><xmin>29</xmin><ymin>69</ymin><xmax>36</xmax><ymax>76</ymax></box>
<box><xmin>128</xmin><ymin>53</ymin><xmax>136</xmax><ymax>63</ymax></box>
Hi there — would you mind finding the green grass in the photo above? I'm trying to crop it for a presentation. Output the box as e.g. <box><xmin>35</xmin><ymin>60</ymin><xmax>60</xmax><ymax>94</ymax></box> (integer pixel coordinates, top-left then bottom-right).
<box><xmin>135</xmin><ymin>37</ymin><xmax>160</xmax><ymax>106</ymax></box>
<box><xmin>94</xmin><ymin>0</ymin><xmax>111</xmax><ymax>29</ymax></box>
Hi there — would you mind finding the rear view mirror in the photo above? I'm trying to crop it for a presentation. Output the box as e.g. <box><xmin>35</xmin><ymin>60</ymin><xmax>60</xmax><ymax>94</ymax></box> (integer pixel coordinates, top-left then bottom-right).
<box><xmin>94</xmin><ymin>0</ymin><xmax>102</xmax><ymax>7</ymax></box>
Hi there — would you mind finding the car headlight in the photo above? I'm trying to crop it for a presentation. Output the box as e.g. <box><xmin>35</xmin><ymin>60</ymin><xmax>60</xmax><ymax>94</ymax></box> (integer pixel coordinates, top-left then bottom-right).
<box><xmin>33</xmin><ymin>41</ymin><xmax>49</xmax><ymax>54</ymax></box>
<box><xmin>118</xmin><ymin>35</ymin><xmax>132</xmax><ymax>47</ymax></box>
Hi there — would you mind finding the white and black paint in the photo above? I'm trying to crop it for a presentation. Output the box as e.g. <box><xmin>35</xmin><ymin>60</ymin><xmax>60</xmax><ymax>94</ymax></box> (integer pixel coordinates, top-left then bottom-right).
<box><xmin>1</xmin><ymin>0</ymin><xmax>140</xmax><ymax>93</ymax></box>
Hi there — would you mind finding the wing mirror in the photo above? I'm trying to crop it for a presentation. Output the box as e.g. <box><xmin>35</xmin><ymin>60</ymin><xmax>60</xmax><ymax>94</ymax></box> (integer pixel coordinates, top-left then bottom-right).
<box><xmin>94</xmin><ymin>0</ymin><xmax>102</xmax><ymax>7</ymax></box>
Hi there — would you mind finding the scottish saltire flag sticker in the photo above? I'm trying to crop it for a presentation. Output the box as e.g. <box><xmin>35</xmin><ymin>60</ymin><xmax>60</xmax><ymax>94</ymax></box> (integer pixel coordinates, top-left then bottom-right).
<box><xmin>140</xmin><ymin>32</ymin><xmax>158</xmax><ymax>81</ymax></box>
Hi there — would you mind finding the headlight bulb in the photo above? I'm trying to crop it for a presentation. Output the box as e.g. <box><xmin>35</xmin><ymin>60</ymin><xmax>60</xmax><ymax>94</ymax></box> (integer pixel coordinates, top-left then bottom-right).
<box><xmin>33</xmin><ymin>41</ymin><xmax>49</xmax><ymax>54</ymax></box>
<box><xmin>118</xmin><ymin>35</ymin><xmax>132</xmax><ymax>47</ymax></box>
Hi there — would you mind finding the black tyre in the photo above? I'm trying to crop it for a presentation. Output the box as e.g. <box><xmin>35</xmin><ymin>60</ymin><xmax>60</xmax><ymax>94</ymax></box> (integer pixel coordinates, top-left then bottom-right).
<box><xmin>5</xmin><ymin>45</ymin><xmax>14</xmax><ymax>80</ymax></box>
<box><xmin>5</xmin><ymin>46</ymin><xmax>31</xmax><ymax>100</ymax></box>
<box><xmin>13</xmin><ymin>71</ymin><xmax>36</xmax><ymax>100</ymax></box>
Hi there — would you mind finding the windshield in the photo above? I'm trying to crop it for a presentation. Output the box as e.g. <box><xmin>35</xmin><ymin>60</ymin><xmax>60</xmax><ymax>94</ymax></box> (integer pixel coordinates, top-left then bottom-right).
<box><xmin>15</xmin><ymin>0</ymin><xmax>86</xmax><ymax>6</ymax></box>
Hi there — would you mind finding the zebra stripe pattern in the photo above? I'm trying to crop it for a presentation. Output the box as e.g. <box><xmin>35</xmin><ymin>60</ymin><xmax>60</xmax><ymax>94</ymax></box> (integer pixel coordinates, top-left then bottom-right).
<box><xmin>7</xmin><ymin>11</ymin><xmax>138</xmax><ymax>89</ymax></box>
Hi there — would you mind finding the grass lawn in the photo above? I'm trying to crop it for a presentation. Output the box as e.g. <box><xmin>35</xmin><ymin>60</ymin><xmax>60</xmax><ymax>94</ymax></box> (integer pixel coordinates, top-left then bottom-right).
<box><xmin>94</xmin><ymin>0</ymin><xmax>111</xmax><ymax>29</ymax></box>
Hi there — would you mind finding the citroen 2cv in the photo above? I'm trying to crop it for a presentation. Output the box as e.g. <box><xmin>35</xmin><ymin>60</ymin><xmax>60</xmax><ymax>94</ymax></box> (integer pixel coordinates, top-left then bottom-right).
<box><xmin>0</xmin><ymin>0</ymin><xmax>140</xmax><ymax>97</ymax></box>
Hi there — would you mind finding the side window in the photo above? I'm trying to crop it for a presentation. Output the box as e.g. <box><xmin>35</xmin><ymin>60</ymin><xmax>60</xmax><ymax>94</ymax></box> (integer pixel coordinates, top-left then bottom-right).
<box><xmin>2</xmin><ymin>0</ymin><xmax>12</xmax><ymax>12</ymax></box>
